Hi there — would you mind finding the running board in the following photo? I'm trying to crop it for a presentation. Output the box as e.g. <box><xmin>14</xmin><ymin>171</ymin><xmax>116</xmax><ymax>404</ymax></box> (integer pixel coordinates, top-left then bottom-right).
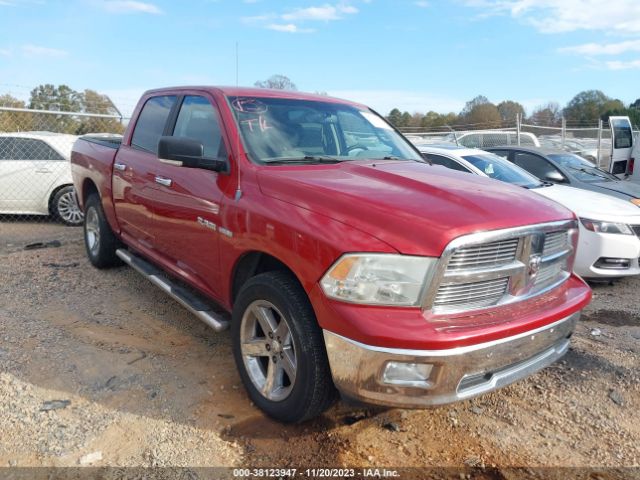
<box><xmin>115</xmin><ymin>249</ymin><xmax>229</xmax><ymax>332</ymax></box>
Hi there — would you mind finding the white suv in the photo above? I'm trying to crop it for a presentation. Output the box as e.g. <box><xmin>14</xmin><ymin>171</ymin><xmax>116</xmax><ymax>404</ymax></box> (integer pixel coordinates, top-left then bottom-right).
<box><xmin>0</xmin><ymin>132</ymin><xmax>83</xmax><ymax>225</ymax></box>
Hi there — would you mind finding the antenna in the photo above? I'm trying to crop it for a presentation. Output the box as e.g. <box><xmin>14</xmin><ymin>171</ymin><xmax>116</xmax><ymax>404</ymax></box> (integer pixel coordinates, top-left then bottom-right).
<box><xmin>234</xmin><ymin>41</ymin><xmax>242</xmax><ymax>202</ymax></box>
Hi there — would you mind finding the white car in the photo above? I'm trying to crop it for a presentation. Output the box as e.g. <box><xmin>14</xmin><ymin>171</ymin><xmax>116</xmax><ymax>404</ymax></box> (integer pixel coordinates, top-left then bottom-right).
<box><xmin>419</xmin><ymin>144</ymin><xmax>640</xmax><ymax>279</ymax></box>
<box><xmin>0</xmin><ymin>132</ymin><xmax>83</xmax><ymax>225</ymax></box>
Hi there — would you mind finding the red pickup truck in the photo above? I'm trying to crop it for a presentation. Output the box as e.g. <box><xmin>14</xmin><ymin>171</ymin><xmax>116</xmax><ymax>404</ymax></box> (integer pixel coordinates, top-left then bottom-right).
<box><xmin>71</xmin><ymin>87</ymin><xmax>591</xmax><ymax>423</ymax></box>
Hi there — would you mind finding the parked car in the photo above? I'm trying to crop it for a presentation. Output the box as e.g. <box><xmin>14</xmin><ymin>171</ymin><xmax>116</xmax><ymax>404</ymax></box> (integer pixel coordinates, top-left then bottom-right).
<box><xmin>538</xmin><ymin>137</ymin><xmax>602</xmax><ymax>163</ymax></box>
<box><xmin>0</xmin><ymin>132</ymin><xmax>84</xmax><ymax>225</ymax></box>
<box><xmin>484</xmin><ymin>146</ymin><xmax>640</xmax><ymax>207</ymax></box>
<box><xmin>420</xmin><ymin>145</ymin><xmax>640</xmax><ymax>279</ymax></box>
<box><xmin>71</xmin><ymin>87</ymin><xmax>591</xmax><ymax>422</ymax></box>
<box><xmin>444</xmin><ymin>130</ymin><xmax>540</xmax><ymax>148</ymax></box>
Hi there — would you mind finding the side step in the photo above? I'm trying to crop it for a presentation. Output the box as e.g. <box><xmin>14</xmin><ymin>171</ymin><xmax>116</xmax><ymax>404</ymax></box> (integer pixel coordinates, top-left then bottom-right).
<box><xmin>116</xmin><ymin>249</ymin><xmax>229</xmax><ymax>332</ymax></box>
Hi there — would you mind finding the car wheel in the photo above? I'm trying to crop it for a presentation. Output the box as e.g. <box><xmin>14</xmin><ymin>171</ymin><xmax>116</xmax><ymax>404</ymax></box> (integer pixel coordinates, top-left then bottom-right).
<box><xmin>52</xmin><ymin>186</ymin><xmax>84</xmax><ymax>226</ymax></box>
<box><xmin>232</xmin><ymin>271</ymin><xmax>337</xmax><ymax>423</ymax></box>
<box><xmin>84</xmin><ymin>194</ymin><xmax>122</xmax><ymax>268</ymax></box>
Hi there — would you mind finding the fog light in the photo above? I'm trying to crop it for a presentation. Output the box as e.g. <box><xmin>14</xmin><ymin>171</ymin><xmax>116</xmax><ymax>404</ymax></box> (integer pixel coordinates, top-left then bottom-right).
<box><xmin>382</xmin><ymin>362</ymin><xmax>434</xmax><ymax>389</ymax></box>
<box><xmin>594</xmin><ymin>257</ymin><xmax>631</xmax><ymax>270</ymax></box>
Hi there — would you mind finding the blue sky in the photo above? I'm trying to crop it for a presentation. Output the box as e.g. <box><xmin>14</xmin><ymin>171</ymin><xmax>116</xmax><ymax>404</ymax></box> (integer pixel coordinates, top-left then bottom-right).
<box><xmin>1</xmin><ymin>0</ymin><xmax>639</xmax><ymax>117</ymax></box>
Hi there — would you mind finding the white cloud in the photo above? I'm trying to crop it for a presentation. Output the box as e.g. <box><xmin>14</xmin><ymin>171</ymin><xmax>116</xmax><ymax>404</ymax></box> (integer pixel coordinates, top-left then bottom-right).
<box><xmin>100</xmin><ymin>1</ymin><xmax>163</xmax><ymax>14</ymax></box>
<box><xmin>266</xmin><ymin>23</ymin><xmax>315</xmax><ymax>33</ymax></box>
<box><xmin>461</xmin><ymin>0</ymin><xmax>640</xmax><ymax>34</ymax></box>
<box><xmin>605</xmin><ymin>59</ymin><xmax>640</xmax><ymax>70</ymax></box>
<box><xmin>414</xmin><ymin>1</ymin><xmax>429</xmax><ymax>7</ymax></box>
<box><xmin>21</xmin><ymin>44</ymin><xmax>69</xmax><ymax>58</ymax></box>
<box><xmin>559</xmin><ymin>39</ymin><xmax>640</xmax><ymax>56</ymax></box>
<box><xmin>0</xmin><ymin>48</ymin><xmax>12</xmax><ymax>56</ymax></box>
<box><xmin>243</xmin><ymin>2</ymin><xmax>359</xmax><ymax>33</ymax></box>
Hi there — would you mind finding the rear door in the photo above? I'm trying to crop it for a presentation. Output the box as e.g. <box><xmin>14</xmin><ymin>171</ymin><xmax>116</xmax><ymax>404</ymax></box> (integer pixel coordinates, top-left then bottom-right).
<box><xmin>0</xmin><ymin>137</ymin><xmax>65</xmax><ymax>214</ymax></box>
<box><xmin>112</xmin><ymin>95</ymin><xmax>177</xmax><ymax>249</ymax></box>
<box><xmin>147</xmin><ymin>94</ymin><xmax>229</xmax><ymax>296</ymax></box>
<box><xmin>609</xmin><ymin>116</ymin><xmax>633</xmax><ymax>176</ymax></box>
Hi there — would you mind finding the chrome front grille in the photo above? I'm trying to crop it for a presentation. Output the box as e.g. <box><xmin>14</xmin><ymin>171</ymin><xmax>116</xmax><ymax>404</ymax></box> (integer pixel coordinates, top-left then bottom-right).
<box><xmin>543</xmin><ymin>231</ymin><xmax>568</xmax><ymax>257</ymax></box>
<box><xmin>424</xmin><ymin>221</ymin><xmax>577</xmax><ymax>314</ymax></box>
<box><xmin>434</xmin><ymin>277</ymin><xmax>510</xmax><ymax>309</ymax></box>
<box><xmin>447</xmin><ymin>239</ymin><xmax>519</xmax><ymax>270</ymax></box>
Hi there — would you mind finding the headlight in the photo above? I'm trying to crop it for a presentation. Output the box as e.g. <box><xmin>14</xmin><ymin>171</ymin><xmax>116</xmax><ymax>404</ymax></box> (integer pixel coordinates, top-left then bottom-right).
<box><xmin>631</xmin><ymin>198</ymin><xmax>640</xmax><ymax>207</ymax></box>
<box><xmin>320</xmin><ymin>254</ymin><xmax>436</xmax><ymax>306</ymax></box>
<box><xmin>580</xmin><ymin>218</ymin><xmax>633</xmax><ymax>235</ymax></box>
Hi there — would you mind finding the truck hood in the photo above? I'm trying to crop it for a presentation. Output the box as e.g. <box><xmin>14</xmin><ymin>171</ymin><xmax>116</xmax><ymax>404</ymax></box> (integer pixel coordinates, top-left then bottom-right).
<box><xmin>257</xmin><ymin>161</ymin><xmax>573</xmax><ymax>256</ymax></box>
<box><xmin>532</xmin><ymin>184</ymin><xmax>640</xmax><ymax>224</ymax></box>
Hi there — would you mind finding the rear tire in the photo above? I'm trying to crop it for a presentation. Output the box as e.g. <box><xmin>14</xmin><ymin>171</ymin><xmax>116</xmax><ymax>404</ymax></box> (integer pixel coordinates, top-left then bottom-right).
<box><xmin>84</xmin><ymin>194</ymin><xmax>122</xmax><ymax>268</ymax></box>
<box><xmin>232</xmin><ymin>271</ymin><xmax>337</xmax><ymax>423</ymax></box>
<box><xmin>52</xmin><ymin>186</ymin><xmax>84</xmax><ymax>226</ymax></box>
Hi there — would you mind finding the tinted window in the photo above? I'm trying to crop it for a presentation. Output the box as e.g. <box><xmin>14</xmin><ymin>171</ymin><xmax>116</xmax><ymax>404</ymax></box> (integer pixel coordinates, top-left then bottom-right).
<box><xmin>131</xmin><ymin>95</ymin><xmax>177</xmax><ymax>153</ymax></box>
<box><xmin>12</xmin><ymin>138</ymin><xmax>64</xmax><ymax>160</ymax></box>
<box><xmin>0</xmin><ymin>137</ymin><xmax>14</xmax><ymax>160</ymax></box>
<box><xmin>612</xmin><ymin>118</ymin><xmax>633</xmax><ymax>149</ymax></box>
<box><xmin>490</xmin><ymin>149</ymin><xmax>510</xmax><ymax>159</ymax></box>
<box><xmin>512</xmin><ymin>152</ymin><xmax>565</xmax><ymax>181</ymax></box>
<box><xmin>173</xmin><ymin>96</ymin><xmax>226</xmax><ymax>158</ymax></box>
<box><xmin>425</xmin><ymin>153</ymin><xmax>470</xmax><ymax>172</ymax></box>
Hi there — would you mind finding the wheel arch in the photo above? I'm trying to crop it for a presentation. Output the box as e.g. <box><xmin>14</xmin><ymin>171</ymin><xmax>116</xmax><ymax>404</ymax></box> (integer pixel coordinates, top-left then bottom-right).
<box><xmin>230</xmin><ymin>251</ymin><xmax>307</xmax><ymax>308</ymax></box>
<box><xmin>47</xmin><ymin>183</ymin><xmax>75</xmax><ymax>215</ymax></box>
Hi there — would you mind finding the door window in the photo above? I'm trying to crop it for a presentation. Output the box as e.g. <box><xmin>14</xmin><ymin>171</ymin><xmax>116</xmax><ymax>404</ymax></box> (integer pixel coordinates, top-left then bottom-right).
<box><xmin>10</xmin><ymin>138</ymin><xmax>63</xmax><ymax>160</ymax></box>
<box><xmin>512</xmin><ymin>152</ymin><xmax>565</xmax><ymax>181</ymax></box>
<box><xmin>425</xmin><ymin>153</ymin><xmax>470</xmax><ymax>172</ymax></box>
<box><xmin>131</xmin><ymin>95</ymin><xmax>177</xmax><ymax>153</ymax></box>
<box><xmin>0</xmin><ymin>137</ymin><xmax>14</xmax><ymax>160</ymax></box>
<box><xmin>172</xmin><ymin>96</ymin><xmax>226</xmax><ymax>158</ymax></box>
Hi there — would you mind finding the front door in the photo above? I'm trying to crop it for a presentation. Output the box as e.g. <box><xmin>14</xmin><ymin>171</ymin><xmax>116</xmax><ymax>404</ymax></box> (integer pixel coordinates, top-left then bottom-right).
<box><xmin>147</xmin><ymin>95</ymin><xmax>228</xmax><ymax>298</ymax></box>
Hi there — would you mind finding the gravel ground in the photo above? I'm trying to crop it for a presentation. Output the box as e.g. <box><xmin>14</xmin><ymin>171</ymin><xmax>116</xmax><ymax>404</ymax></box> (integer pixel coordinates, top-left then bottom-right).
<box><xmin>0</xmin><ymin>221</ymin><xmax>638</xmax><ymax>476</ymax></box>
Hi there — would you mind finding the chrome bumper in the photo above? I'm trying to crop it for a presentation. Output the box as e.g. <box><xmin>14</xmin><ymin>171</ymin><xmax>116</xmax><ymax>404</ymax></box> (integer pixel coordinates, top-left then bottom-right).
<box><xmin>323</xmin><ymin>312</ymin><xmax>579</xmax><ymax>408</ymax></box>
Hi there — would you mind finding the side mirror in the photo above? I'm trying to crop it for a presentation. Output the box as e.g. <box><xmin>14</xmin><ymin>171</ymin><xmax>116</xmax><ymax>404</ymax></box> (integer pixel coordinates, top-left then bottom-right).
<box><xmin>545</xmin><ymin>170</ymin><xmax>565</xmax><ymax>183</ymax></box>
<box><xmin>158</xmin><ymin>136</ymin><xmax>226</xmax><ymax>172</ymax></box>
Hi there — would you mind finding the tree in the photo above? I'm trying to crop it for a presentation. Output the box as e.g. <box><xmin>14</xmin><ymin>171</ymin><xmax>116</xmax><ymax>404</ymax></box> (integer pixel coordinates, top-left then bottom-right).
<box><xmin>497</xmin><ymin>100</ymin><xmax>525</xmax><ymax>123</ymax></box>
<box><xmin>75</xmin><ymin>89</ymin><xmax>124</xmax><ymax>135</ymax></box>
<box><xmin>254</xmin><ymin>75</ymin><xmax>297</xmax><ymax>90</ymax></box>
<box><xmin>460</xmin><ymin>95</ymin><xmax>490</xmax><ymax>118</ymax></box>
<box><xmin>630</xmin><ymin>98</ymin><xmax>640</xmax><ymax>110</ymax></box>
<box><xmin>386</xmin><ymin>108</ymin><xmax>403</xmax><ymax>127</ymax></box>
<box><xmin>601</xmin><ymin>108</ymin><xmax>640</xmax><ymax>129</ymax></box>
<box><xmin>0</xmin><ymin>94</ymin><xmax>33</xmax><ymax>132</ymax></box>
<box><xmin>529</xmin><ymin>102</ymin><xmax>562</xmax><ymax>126</ymax></box>
<box><xmin>29</xmin><ymin>84</ymin><xmax>83</xmax><ymax>133</ymax></box>
<box><xmin>563</xmin><ymin>90</ymin><xmax>624</xmax><ymax>124</ymax></box>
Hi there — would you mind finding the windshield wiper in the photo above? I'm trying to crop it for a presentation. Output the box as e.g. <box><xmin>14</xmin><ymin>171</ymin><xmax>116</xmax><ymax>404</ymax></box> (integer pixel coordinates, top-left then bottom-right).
<box><xmin>568</xmin><ymin>165</ymin><xmax>612</xmax><ymax>180</ymax></box>
<box><xmin>263</xmin><ymin>156</ymin><xmax>344</xmax><ymax>165</ymax></box>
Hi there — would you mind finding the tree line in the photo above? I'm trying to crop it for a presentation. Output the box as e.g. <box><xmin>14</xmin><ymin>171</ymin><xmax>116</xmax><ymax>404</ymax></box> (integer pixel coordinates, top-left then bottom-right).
<box><xmin>0</xmin><ymin>84</ymin><xmax>125</xmax><ymax>135</ymax></box>
<box><xmin>385</xmin><ymin>90</ymin><xmax>640</xmax><ymax>130</ymax></box>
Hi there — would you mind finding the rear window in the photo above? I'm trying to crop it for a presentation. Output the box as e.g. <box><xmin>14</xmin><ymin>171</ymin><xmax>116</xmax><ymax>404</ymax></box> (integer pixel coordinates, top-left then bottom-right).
<box><xmin>612</xmin><ymin>118</ymin><xmax>633</xmax><ymax>149</ymax></box>
<box><xmin>131</xmin><ymin>95</ymin><xmax>177</xmax><ymax>153</ymax></box>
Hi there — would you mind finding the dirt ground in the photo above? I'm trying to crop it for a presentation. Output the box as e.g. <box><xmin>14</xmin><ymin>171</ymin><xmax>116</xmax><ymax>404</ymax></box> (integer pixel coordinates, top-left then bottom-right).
<box><xmin>0</xmin><ymin>221</ymin><xmax>638</xmax><ymax>477</ymax></box>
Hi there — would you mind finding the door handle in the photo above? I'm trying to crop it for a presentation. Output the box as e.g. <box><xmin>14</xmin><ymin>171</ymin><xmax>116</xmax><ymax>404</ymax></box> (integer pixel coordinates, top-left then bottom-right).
<box><xmin>155</xmin><ymin>176</ymin><xmax>172</xmax><ymax>187</ymax></box>
<box><xmin>35</xmin><ymin>168</ymin><xmax>52</xmax><ymax>174</ymax></box>
<box><xmin>114</xmin><ymin>162</ymin><xmax>127</xmax><ymax>171</ymax></box>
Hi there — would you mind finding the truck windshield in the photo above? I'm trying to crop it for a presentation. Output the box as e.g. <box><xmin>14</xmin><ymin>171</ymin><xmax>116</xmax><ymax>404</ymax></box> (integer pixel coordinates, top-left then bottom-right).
<box><xmin>462</xmin><ymin>153</ymin><xmax>543</xmax><ymax>189</ymax></box>
<box><xmin>227</xmin><ymin>96</ymin><xmax>423</xmax><ymax>164</ymax></box>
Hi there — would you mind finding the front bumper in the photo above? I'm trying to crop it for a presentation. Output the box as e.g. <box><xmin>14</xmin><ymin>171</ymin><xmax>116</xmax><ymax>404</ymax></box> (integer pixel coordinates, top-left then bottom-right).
<box><xmin>575</xmin><ymin>225</ymin><xmax>640</xmax><ymax>278</ymax></box>
<box><xmin>324</xmin><ymin>312</ymin><xmax>579</xmax><ymax>408</ymax></box>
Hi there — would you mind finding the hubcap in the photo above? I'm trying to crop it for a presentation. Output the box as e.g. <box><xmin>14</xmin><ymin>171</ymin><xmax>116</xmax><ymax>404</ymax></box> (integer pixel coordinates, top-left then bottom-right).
<box><xmin>240</xmin><ymin>300</ymin><xmax>297</xmax><ymax>402</ymax></box>
<box><xmin>85</xmin><ymin>207</ymin><xmax>100</xmax><ymax>255</ymax></box>
<box><xmin>57</xmin><ymin>190</ymin><xmax>84</xmax><ymax>225</ymax></box>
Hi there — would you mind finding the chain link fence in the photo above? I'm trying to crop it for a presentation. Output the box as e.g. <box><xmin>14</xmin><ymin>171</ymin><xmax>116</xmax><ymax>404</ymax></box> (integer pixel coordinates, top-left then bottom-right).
<box><xmin>400</xmin><ymin>117</ymin><xmax>638</xmax><ymax>171</ymax></box>
<box><xmin>0</xmin><ymin>107</ymin><xmax>126</xmax><ymax>229</ymax></box>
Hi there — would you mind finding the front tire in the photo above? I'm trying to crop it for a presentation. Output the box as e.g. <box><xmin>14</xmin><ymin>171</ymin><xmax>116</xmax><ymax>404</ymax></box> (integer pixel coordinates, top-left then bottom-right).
<box><xmin>232</xmin><ymin>271</ymin><xmax>337</xmax><ymax>423</ymax></box>
<box><xmin>52</xmin><ymin>186</ymin><xmax>84</xmax><ymax>226</ymax></box>
<box><xmin>83</xmin><ymin>194</ymin><xmax>122</xmax><ymax>268</ymax></box>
